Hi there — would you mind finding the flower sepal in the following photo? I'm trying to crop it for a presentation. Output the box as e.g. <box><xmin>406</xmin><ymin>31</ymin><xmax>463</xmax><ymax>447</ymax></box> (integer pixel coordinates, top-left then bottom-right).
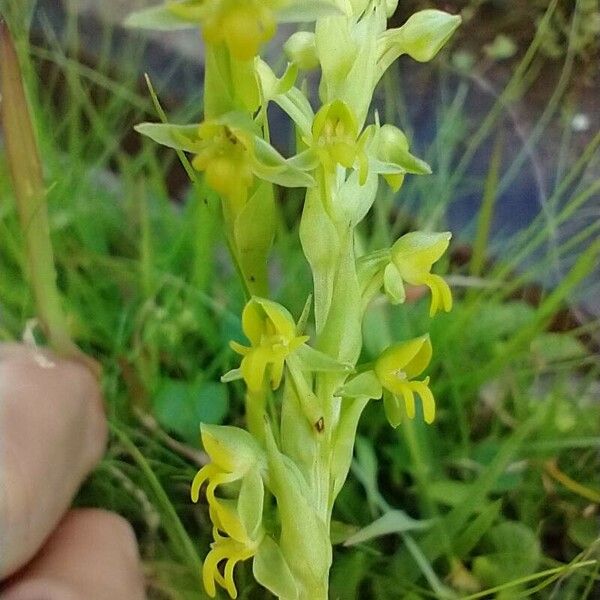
<box><xmin>198</xmin><ymin>423</ymin><xmax>265</xmax><ymax>477</ymax></box>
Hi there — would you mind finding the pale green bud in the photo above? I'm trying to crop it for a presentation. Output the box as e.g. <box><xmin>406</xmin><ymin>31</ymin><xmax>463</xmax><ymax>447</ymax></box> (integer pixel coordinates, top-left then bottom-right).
<box><xmin>393</xmin><ymin>10</ymin><xmax>461</xmax><ymax>63</ymax></box>
<box><xmin>377</xmin><ymin>10</ymin><xmax>461</xmax><ymax>79</ymax></box>
<box><xmin>284</xmin><ymin>31</ymin><xmax>319</xmax><ymax>70</ymax></box>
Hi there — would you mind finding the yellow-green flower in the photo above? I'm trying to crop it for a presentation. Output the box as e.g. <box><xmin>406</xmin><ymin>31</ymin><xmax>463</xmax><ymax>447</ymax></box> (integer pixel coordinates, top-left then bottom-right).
<box><xmin>191</xmin><ymin>425</ymin><xmax>265</xmax><ymax>598</ymax></box>
<box><xmin>169</xmin><ymin>0</ymin><xmax>278</xmax><ymax>60</ymax></box>
<box><xmin>386</xmin><ymin>231</ymin><xmax>453</xmax><ymax>316</ymax></box>
<box><xmin>308</xmin><ymin>100</ymin><xmax>369</xmax><ymax>180</ymax></box>
<box><xmin>192</xmin><ymin>120</ymin><xmax>254</xmax><ymax>210</ymax></box>
<box><xmin>230</xmin><ymin>297</ymin><xmax>309</xmax><ymax>392</ymax></box>
<box><xmin>375</xmin><ymin>334</ymin><xmax>436</xmax><ymax>425</ymax></box>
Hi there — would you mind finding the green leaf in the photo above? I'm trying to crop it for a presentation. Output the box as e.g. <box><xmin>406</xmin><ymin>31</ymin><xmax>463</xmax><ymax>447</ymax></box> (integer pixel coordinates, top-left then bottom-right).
<box><xmin>124</xmin><ymin>5</ymin><xmax>194</xmax><ymax>30</ymax></box>
<box><xmin>352</xmin><ymin>436</ymin><xmax>385</xmax><ymax>514</ymax></box>
<box><xmin>330</xmin><ymin>520</ymin><xmax>360</xmax><ymax>545</ymax></box>
<box><xmin>134</xmin><ymin>122</ymin><xmax>199</xmax><ymax>152</ymax></box>
<box><xmin>568</xmin><ymin>517</ymin><xmax>600</xmax><ymax>549</ymax></box>
<box><xmin>453</xmin><ymin>500</ymin><xmax>502</xmax><ymax>558</ymax></box>
<box><xmin>428</xmin><ymin>480</ymin><xmax>470</xmax><ymax>507</ymax></box>
<box><xmin>473</xmin><ymin>521</ymin><xmax>541</xmax><ymax>588</ymax></box>
<box><xmin>393</xmin><ymin>410</ymin><xmax>543</xmax><ymax>583</ymax></box>
<box><xmin>153</xmin><ymin>378</ymin><xmax>229</xmax><ymax>446</ymax></box>
<box><xmin>253</xmin><ymin>536</ymin><xmax>299</xmax><ymax>600</ymax></box>
<box><xmin>344</xmin><ymin>510</ymin><xmax>431</xmax><ymax>546</ymax></box>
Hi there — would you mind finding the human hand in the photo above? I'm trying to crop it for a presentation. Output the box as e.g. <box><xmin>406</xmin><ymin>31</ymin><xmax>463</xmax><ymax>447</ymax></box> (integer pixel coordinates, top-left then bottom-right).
<box><xmin>0</xmin><ymin>344</ymin><xmax>145</xmax><ymax>599</ymax></box>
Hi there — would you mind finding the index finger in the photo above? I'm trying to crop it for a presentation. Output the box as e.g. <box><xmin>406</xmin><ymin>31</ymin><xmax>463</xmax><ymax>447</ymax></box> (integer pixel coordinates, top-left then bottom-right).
<box><xmin>0</xmin><ymin>344</ymin><xmax>108</xmax><ymax>578</ymax></box>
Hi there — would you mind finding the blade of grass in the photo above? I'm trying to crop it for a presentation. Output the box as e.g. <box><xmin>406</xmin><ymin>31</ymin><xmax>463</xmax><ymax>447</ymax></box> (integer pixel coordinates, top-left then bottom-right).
<box><xmin>469</xmin><ymin>132</ymin><xmax>503</xmax><ymax>281</ymax></box>
<box><xmin>461</xmin><ymin>559</ymin><xmax>597</xmax><ymax>600</ymax></box>
<box><xmin>0</xmin><ymin>20</ymin><xmax>76</xmax><ymax>356</ymax></box>
<box><xmin>109</xmin><ymin>421</ymin><xmax>201</xmax><ymax>575</ymax></box>
<box><xmin>394</xmin><ymin>407</ymin><xmax>544</xmax><ymax>582</ymax></box>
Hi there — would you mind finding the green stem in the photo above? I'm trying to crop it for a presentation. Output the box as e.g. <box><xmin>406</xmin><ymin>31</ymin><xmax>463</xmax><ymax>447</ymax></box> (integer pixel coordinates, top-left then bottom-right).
<box><xmin>0</xmin><ymin>20</ymin><xmax>76</xmax><ymax>357</ymax></box>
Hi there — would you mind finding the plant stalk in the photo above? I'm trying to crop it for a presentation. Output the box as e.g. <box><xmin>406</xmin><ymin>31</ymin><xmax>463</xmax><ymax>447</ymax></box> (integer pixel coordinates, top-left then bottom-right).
<box><xmin>0</xmin><ymin>20</ymin><xmax>79</xmax><ymax>359</ymax></box>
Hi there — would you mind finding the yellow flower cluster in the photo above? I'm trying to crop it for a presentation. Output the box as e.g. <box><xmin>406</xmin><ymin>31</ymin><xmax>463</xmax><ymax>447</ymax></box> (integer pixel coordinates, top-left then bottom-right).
<box><xmin>191</xmin><ymin>425</ymin><xmax>265</xmax><ymax>598</ymax></box>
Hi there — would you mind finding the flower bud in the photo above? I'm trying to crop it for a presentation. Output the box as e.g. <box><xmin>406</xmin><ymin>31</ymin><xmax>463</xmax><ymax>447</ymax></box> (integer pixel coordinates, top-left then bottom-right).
<box><xmin>395</xmin><ymin>10</ymin><xmax>461</xmax><ymax>63</ymax></box>
<box><xmin>284</xmin><ymin>31</ymin><xmax>319</xmax><ymax>70</ymax></box>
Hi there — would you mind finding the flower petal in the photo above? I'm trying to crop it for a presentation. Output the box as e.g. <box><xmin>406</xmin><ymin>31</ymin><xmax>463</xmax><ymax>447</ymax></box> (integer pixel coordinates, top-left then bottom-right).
<box><xmin>191</xmin><ymin>464</ymin><xmax>219</xmax><ymax>503</ymax></box>
<box><xmin>413</xmin><ymin>377</ymin><xmax>436</xmax><ymax>424</ymax></box>
<box><xmin>241</xmin><ymin>347</ymin><xmax>271</xmax><ymax>392</ymax></box>
<box><xmin>400</xmin><ymin>384</ymin><xmax>416</xmax><ymax>419</ymax></box>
